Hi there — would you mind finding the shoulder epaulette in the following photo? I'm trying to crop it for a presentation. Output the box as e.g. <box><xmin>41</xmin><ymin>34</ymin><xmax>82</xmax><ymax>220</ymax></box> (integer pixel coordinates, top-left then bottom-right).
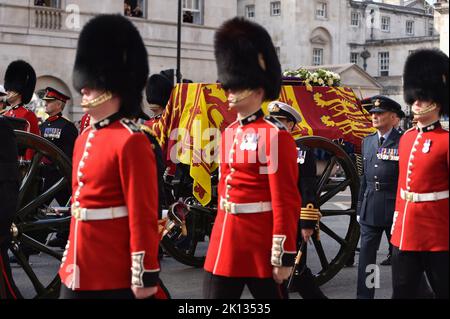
<box><xmin>120</xmin><ymin>118</ymin><xmax>141</xmax><ymax>133</ymax></box>
<box><xmin>263</xmin><ymin>115</ymin><xmax>287</xmax><ymax>131</ymax></box>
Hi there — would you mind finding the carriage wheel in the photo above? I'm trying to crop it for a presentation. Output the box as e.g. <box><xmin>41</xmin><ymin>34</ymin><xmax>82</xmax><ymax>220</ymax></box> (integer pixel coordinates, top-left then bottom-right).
<box><xmin>160</xmin><ymin>198</ymin><xmax>215</xmax><ymax>268</ymax></box>
<box><xmin>9</xmin><ymin>131</ymin><xmax>72</xmax><ymax>299</ymax></box>
<box><xmin>160</xmin><ymin>136</ymin><xmax>360</xmax><ymax>286</ymax></box>
<box><xmin>296</xmin><ymin>136</ymin><xmax>360</xmax><ymax>286</ymax></box>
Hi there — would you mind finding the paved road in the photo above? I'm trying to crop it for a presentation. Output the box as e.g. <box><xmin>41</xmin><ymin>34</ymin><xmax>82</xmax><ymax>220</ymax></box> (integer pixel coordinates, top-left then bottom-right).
<box><xmin>10</xmin><ymin>189</ymin><xmax>395</xmax><ymax>299</ymax></box>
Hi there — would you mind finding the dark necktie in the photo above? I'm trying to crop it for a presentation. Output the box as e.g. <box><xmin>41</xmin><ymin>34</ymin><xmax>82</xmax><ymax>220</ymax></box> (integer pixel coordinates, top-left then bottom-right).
<box><xmin>379</xmin><ymin>136</ymin><xmax>385</xmax><ymax>147</ymax></box>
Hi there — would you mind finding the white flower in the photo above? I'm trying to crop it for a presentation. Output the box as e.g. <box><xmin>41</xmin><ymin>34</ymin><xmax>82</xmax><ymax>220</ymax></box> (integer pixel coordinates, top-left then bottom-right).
<box><xmin>318</xmin><ymin>78</ymin><xmax>325</xmax><ymax>85</ymax></box>
<box><xmin>328</xmin><ymin>79</ymin><xmax>334</xmax><ymax>86</ymax></box>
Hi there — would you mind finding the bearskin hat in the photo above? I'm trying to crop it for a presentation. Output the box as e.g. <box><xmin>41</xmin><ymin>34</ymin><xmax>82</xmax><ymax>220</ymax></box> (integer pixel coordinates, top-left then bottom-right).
<box><xmin>214</xmin><ymin>17</ymin><xmax>281</xmax><ymax>101</ymax></box>
<box><xmin>4</xmin><ymin>60</ymin><xmax>37</xmax><ymax>104</ymax></box>
<box><xmin>146</xmin><ymin>74</ymin><xmax>173</xmax><ymax>108</ymax></box>
<box><xmin>403</xmin><ymin>48</ymin><xmax>449</xmax><ymax>115</ymax></box>
<box><xmin>73</xmin><ymin>14</ymin><xmax>149</xmax><ymax>117</ymax></box>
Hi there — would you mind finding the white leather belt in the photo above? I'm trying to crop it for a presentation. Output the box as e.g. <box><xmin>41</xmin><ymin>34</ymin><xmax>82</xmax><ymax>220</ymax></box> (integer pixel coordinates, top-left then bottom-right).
<box><xmin>220</xmin><ymin>197</ymin><xmax>272</xmax><ymax>214</ymax></box>
<box><xmin>401</xmin><ymin>189</ymin><xmax>449</xmax><ymax>203</ymax></box>
<box><xmin>71</xmin><ymin>205</ymin><xmax>128</xmax><ymax>221</ymax></box>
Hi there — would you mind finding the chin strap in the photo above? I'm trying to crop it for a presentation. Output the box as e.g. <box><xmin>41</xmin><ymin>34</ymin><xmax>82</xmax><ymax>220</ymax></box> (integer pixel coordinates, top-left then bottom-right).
<box><xmin>413</xmin><ymin>102</ymin><xmax>437</xmax><ymax>116</ymax></box>
<box><xmin>228</xmin><ymin>90</ymin><xmax>254</xmax><ymax>104</ymax></box>
<box><xmin>81</xmin><ymin>91</ymin><xmax>113</xmax><ymax>109</ymax></box>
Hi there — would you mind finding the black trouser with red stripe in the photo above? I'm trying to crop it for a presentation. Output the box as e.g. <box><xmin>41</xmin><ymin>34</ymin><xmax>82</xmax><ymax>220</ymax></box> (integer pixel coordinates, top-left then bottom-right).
<box><xmin>203</xmin><ymin>271</ymin><xmax>288</xmax><ymax>299</ymax></box>
<box><xmin>0</xmin><ymin>243</ymin><xmax>19</xmax><ymax>299</ymax></box>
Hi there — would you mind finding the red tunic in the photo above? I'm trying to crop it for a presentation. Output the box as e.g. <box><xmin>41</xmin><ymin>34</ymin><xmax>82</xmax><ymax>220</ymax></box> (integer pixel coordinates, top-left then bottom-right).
<box><xmin>204</xmin><ymin>110</ymin><xmax>301</xmax><ymax>278</ymax></box>
<box><xmin>3</xmin><ymin>104</ymin><xmax>40</xmax><ymax>160</ymax></box>
<box><xmin>391</xmin><ymin>122</ymin><xmax>449</xmax><ymax>251</ymax></box>
<box><xmin>3</xmin><ymin>104</ymin><xmax>40</xmax><ymax>136</ymax></box>
<box><xmin>59</xmin><ymin>114</ymin><xmax>160</xmax><ymax>291</ymax></box>
<box><xmin>79</xmin><ymin>113</ymin><xmax>90</xmax><ymax>134</ymax></box>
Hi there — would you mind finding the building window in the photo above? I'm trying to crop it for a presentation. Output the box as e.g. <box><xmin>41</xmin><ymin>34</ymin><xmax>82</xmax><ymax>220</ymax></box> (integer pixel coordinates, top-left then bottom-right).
<box><xmin>381</xmin><ymin>16</ymin><xmax>390</xmax><ymax>32</ymax></box>
<box><xmin>124</xmin><ymin>0</ymin><xmax>145</xmax><ymax>18</ymax></box>
<box><xmin>313</xmin><ymin>48</ymin><xmax>324</xmax><ymax>66</ymax></box>
<box><xmin>406</xmin><ymin>20</ymin><xmax>414</xmax><ymax>35</ymax></box>
<box><xmin>35</xmin><ymin>0</ymin><xmax>60</xmax><ymax>7</ymax></box>
<box><xmin>182</xmin><ymin>0</ymin><xmax>203</xmax><ymax>25</ymax></box>
<box><xmin>428</xmin><ymin>20</ymin><xmax>434</xmax><ymax>36</ymax></box>
<box><xmin>351</xmin><ymin>11</ymin><xmax>360</xmax><ymax>27</ymax></box>
<box><xmin>316</xmin><ymin>2</ymin><xmax>327</xmax><ymax>19</ymax></box>
<box><xmin>245</xmin><ymin>5</ymin><xmax>255</xmax><ymax>18</ymax></box>
<box><xmin>270</xmin><ymin>2</ymin><xmax>281</xmax><ymax>16</ymax></box>
<box><xmin>379</xmin><ymin>52</ymin><xmax>390</xmax><ymax>76</ymax></box>
<box><xmin>350</xmin><ymin>52</ymin><xmax>359</xmax><ymax>65</ymax></box>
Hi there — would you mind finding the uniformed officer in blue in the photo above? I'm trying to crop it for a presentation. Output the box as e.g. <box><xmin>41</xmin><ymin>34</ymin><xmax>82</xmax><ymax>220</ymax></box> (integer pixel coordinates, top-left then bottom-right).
<box><xmin>39</xmin><ymin>87</ymin><xmax>78</xmax><ymax>248</ymax></box>
<box><xmin>40</xmin><ymin>87</ymin><xmax>78</xmax><ymax>160</ymax></box>
<box><xmin>268</xmin><ymin>101</ymin><xmax>327</xmax><ymax>299</ymax></box>
<box><xmin>356</xmin><ymin>95</ymin><xmax>402</xmax><ymax>299</ymax></box>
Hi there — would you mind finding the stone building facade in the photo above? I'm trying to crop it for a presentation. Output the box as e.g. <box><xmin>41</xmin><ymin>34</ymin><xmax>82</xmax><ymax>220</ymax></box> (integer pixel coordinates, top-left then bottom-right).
<box><xmin>237</xmin><ymin>0</ymin><xmax>440</xmax><ymax>110</ymax></box>
<box><xmin>0</xmin><ymin>0</ymin><xmax>236</xmax><ymax>120</ymax></box>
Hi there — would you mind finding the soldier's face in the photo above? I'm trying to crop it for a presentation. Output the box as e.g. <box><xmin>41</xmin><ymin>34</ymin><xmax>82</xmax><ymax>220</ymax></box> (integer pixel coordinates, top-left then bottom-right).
<box><xmin>226</xmin><ymin>88</ymin><xmax>263</xmax><ymax>111</ymax></box>
<box><xmin>411</xmin><ymin>100</ymin><xmax>440</xmax><ymax>122</ymax></box>
<box><xmin>45</xmin><ymin>99</ymin><xmax>62</xmax><ymax>115</ymax></box>
<box><xmin>372</xmin><ymin>111</ymin><xmax>394</xmax><ymax>131</ymax></box>
<box><xmin>5</xmin><ymin>91</ymin><xmax>20</xmax><ymax>105</ymax></box>
<box><xmin>277</xmin><ymin>117</ymin><xmax>295</xmax><ymax>132</ymax></box>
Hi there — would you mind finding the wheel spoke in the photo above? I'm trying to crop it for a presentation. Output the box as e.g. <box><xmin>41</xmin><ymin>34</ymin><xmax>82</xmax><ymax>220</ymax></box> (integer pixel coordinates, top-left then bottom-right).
<box><xmin>319</xmin><ymin>222</ymin><xmax>348</xmax><ymax>247</ymax></box>
<box><xmin>20</xmin><ymin>234</ymin><xmax>63</xmax><ymax>260</ymax></box>
<box><xmin>17</xmin><ymin>178</ymin><xmax>67</xmax><ymax>219</ymax></box>
<box><xmin>320</xmin><ymin>208</ymin><xmax>356</xmax><ymax>217</ymax></box>
<box><xmin>18</xmin><ymin>153</ymin><xmax>43</xmax><ymax>206</ymax></box>
<box><xmin>19</xmin><ymin>216</ymin><xmax>71</xmax><ymax>234</ymax></box>
<box><xmin>11</xmin><ymin>246</ymin><xmax>46</xmax><ymax>295</ymax></box>
<box><xmin>312</xmin><ymin>237</ymin><xmax>329</xmax><ymax>270</ymax></box>
<box><xmin>315</xmin><ymin>156</ymin><xmax>336</xmax><ymax>198</ymax></box>
<box><xmin>319</xmin><ymin>179</ymin><xmax>352</xmax><ymax>206</ymax></box>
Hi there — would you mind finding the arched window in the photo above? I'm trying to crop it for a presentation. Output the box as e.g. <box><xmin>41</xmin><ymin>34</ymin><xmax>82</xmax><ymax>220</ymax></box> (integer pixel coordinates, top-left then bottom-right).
<box><xmin>309</xmin><ymin>27</ymin><xmax>332</xmax><ymax>65</ymax></box>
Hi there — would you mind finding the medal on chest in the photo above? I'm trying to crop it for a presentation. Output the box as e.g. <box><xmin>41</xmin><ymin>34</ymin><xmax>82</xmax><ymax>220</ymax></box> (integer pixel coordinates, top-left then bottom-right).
<box><xmin>44</xmin><ymin>127</ymin><xmax>62</xmax><ymax>139</ymax></box>
<box><xmin>422</xmin><ymin>139</ymin><xmax>432</xmax><ymax>154</ymax></box>
<box><xmin>240</xmin><ymin>133</ymin><xmax>259</xmax><ymax>151</ymax></box>
<box><xmin>377</xmin><ymin>148</ymin><xmax>399</xmax><ymax>161</ymax></box>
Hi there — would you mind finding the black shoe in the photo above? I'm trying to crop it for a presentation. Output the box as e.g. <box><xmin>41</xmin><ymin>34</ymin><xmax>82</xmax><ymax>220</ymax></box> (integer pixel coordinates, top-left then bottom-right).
<box><xmin>290</xmin><ymin>268</ymin><xmax>328</xmax><ymax>299</ymax></box>
<box><xmin>47</xmin><ymin>237</ymin><xmax>67</xmax><ymax>249</ymax></box>
<box><xmin>380</xmin><ymin>254</ymin><xmax>391</xmax><ymax>266</ymax></box>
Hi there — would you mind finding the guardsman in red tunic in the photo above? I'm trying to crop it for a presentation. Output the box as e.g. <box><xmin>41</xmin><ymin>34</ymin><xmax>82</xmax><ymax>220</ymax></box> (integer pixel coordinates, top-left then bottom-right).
<box><xmin>2</xmin><ymin>60</ymin><xmax>39</xmax><ymax>161</ymax></box>
<box><xmin>203</xmin><ymin>18</ymin><xmax>301</xmax><ymax>299</ymax></box>
<box><xmin>390</xmin><ymin>49</ymin><xmax>449</xmax><ymax>299</ymax></box>
<box><xmin>59</xmin><ymin>14</ymin><xmax>161</xmax><ymax>299</ymax></box>
<box><xmin>2</xmin><ymin>60</ymin><xmax>39</xmax><ymax>137</ymax></box>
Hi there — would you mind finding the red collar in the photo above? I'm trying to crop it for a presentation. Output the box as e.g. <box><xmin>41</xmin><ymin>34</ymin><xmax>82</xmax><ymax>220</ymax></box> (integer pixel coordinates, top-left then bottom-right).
<box><xmin>47</xmin><ymin>113</ymin><xmax>62</xmax><ymax>122</ymax></box>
